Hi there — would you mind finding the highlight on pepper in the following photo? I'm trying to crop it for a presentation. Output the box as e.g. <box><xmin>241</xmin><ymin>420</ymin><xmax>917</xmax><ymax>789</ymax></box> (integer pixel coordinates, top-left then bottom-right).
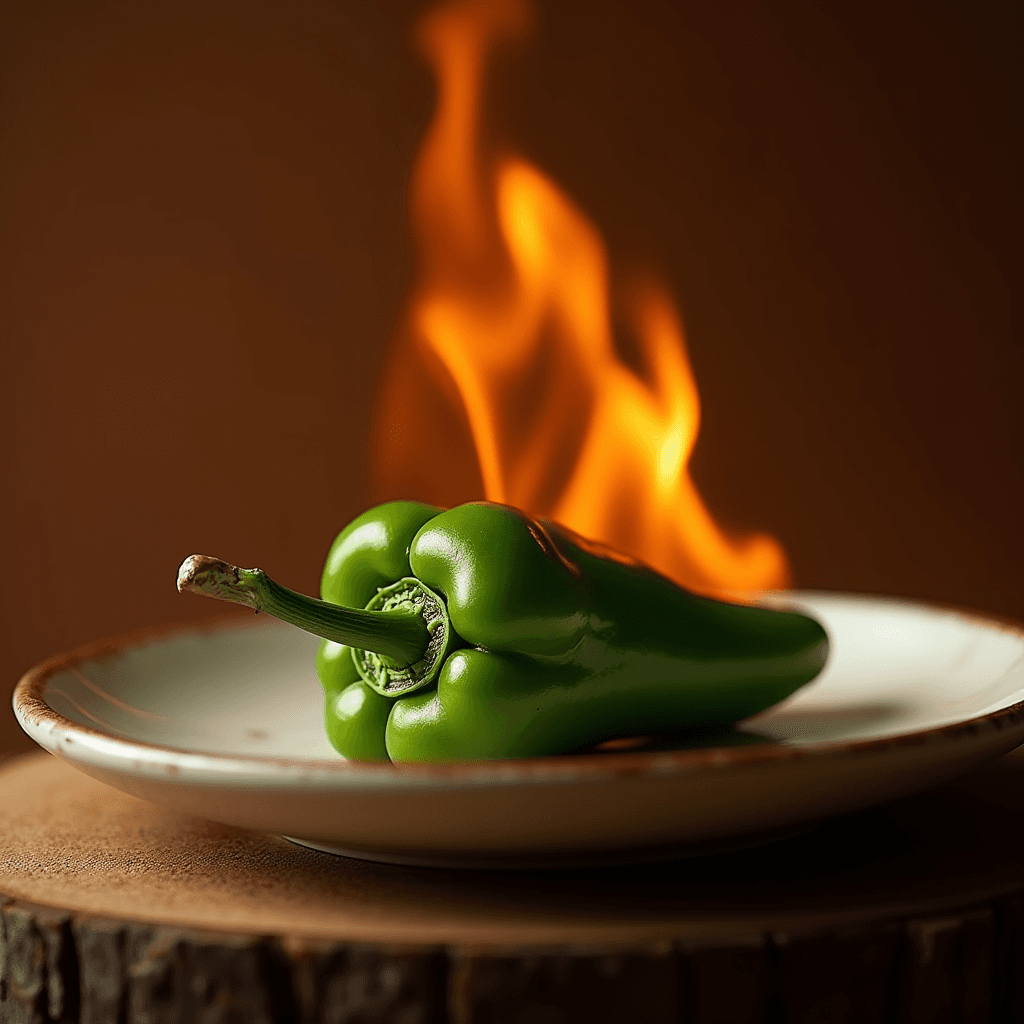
<box><xmin>177</xmin><ymin>500</ymin><xmax>829</xmax><ymax>764</ymax></box>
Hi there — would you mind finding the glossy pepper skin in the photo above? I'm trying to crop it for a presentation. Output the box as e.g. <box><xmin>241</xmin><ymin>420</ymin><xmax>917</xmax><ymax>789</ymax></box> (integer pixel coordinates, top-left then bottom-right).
<box><xmin>316</xmin><ymin>500</ymin><xmax>828</xmax><ymax>764</ymax></box>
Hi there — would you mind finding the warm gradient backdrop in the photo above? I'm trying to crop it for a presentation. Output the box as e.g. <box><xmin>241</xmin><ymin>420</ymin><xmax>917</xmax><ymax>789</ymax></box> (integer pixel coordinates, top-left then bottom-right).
<box><xmin>2</xmin><ymin>0</ymin><xmax>1021</xmax><ymax>756</ymax></box>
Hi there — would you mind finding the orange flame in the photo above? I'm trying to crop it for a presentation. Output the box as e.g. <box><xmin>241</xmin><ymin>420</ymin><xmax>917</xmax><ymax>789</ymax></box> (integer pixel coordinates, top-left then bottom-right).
<box><xmin>373</xmin><ymin>0</ymin><xmax>790</xmax><ymax>596</ymax></box>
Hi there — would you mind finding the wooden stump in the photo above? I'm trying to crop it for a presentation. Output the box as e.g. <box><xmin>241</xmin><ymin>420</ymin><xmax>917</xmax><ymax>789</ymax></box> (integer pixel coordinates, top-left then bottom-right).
<box><xmin>1</xmin><ymin>749</ymin><xmax>1022</xmax><ymax>1023</ymax></box>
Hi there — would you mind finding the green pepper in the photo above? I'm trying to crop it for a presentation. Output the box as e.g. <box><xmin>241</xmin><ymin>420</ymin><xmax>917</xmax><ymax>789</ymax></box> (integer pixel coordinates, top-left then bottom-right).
<box><xmin>177</xmin><ymin>500</ymin><xmax>828</xmax><ymax>763</ymax></box>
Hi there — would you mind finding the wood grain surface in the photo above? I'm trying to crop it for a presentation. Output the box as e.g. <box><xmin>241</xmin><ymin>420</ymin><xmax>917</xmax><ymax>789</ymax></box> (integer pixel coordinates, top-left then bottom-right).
<box><xmin>1</xmin><ymin>748</ymin><xmax>1022</xmax><ymax>1022</ymax></box>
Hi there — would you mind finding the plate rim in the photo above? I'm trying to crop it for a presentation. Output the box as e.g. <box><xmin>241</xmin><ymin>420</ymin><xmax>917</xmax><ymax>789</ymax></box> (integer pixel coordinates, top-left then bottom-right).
<box><xmin>13</xmin><ymin>592</ymin><xmax>1024</xmax><ymax>790</ymax></box>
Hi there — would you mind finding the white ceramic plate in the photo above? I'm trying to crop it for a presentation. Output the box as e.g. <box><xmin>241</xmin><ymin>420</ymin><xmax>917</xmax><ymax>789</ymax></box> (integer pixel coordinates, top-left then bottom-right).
<box><xmin>14</xmin><ymin>593</ymin><xmax>1024</xmax><ymax>867</ymax></box>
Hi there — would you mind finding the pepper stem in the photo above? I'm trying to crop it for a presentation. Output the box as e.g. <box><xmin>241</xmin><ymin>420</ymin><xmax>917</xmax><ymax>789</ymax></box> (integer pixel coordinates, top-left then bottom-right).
<box><xmin>176</xmin><ymin>555</ymin><xmax>430</xmax><ymax>666</ymax></box>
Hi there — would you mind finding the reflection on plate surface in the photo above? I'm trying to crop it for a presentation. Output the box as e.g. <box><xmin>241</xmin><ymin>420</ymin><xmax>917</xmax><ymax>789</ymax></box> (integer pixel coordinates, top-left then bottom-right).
<box><xmin>14</xmin><ymin>593</ymin><xmax>1024</xmax><ymax>866</ymax></box>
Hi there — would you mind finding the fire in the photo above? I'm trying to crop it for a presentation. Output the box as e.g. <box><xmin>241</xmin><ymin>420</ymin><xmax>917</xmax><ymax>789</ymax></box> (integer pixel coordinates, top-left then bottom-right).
<box><xmin>372</xmin><ymin>0</ymin><xmax>790</xmax><ymax>596</ymax></box>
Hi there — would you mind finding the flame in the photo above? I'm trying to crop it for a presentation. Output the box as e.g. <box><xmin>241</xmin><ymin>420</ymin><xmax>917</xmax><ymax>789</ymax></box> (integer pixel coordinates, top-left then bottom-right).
<box><xmin>373</xmin><ymin>0</ymin><xmax>790</xmax><ymax>596</ymax></box>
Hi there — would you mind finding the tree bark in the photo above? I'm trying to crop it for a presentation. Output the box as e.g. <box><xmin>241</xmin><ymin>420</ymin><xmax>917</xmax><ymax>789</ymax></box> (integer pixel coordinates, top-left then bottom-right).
<box><xmin>2</xmin><ymin>892</ymin><xmax>1023</xmax><ymax>1023</ymax></box>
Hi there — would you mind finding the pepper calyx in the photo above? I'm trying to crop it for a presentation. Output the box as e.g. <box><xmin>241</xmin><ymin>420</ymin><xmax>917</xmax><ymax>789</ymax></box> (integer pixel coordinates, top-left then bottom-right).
<box><xmin>354</xmin><ymin>578</ymin><xmax>456</xmax><ymax>697</ymax></box>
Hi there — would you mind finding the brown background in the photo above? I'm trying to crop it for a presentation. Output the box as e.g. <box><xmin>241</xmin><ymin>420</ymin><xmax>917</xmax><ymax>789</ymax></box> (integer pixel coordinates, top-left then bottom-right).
<box><xmin>1</xmin><ymin>0</ymin><xmax>1020</xmax><ymax>757</ymax></box>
